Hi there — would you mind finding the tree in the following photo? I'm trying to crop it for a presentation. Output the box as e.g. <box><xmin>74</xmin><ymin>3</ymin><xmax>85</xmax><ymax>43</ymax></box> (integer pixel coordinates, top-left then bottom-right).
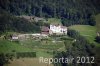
<box><xmin>95</xmin><ymin>36</ymin><xmax>100</xmax><ymax>43</ymax></box>
<box><xmin>0</xmin><ymin>53</ymin><xmax>13</xmax><ymax>66</ymax></box>
<box><xmin>67</xmin><ymin>29</ymin><xmax>79</xmax><ymax>39</ymax></box>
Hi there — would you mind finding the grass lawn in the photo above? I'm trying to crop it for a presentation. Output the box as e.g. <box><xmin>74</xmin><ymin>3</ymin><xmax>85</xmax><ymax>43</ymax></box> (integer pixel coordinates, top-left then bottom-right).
<box><xmin>69</xmin><ymin>25</ymin><xmax>97</xmax><ymax>43</ymax></box>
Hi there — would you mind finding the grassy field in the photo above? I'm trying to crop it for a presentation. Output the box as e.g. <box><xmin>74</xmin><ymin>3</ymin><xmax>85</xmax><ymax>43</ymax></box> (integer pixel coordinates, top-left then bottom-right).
<box><xmin>0</xmin><ymin>36</ymin><xmax>66</xmax><ymax>57</ymax></box>
<box><xmin>19</xmin><ymin>39</ymin><xmax>65</xmax><ymax>58</ymax></box>
<box><xmin>0</xmin><ymin>37</ymin><xmax>67</xmax><ymax>66</ymax></box>
<box><xmin>0</xmin><ymin>40</ymin><xmax>33</xmax><ymax>53</ymax></box>
<box><xmin>69</xmin><ymin>25</ymin><xmax>97</xmax><ymax>43</ymax></box>
<box><xmin>47</xmin><ymin>18</ymin><xmax>62</xmax><ymax>25</ymax></box>
<box><xmin>95</xmin><ymin>14</ymin><xmax>100</xmax><ymax>32</ymax></box>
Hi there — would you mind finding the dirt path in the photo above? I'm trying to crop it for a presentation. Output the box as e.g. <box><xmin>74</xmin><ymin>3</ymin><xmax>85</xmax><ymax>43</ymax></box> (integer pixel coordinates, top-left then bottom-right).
<box><xmin>6</xmin><ymin>58</ymin><xmax>53</xmax><ymax>66</ymax></box>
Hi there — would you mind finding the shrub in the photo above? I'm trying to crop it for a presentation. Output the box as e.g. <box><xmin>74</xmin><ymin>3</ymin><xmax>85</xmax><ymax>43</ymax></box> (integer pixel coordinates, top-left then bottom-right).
<box><xmin>95</xmin><ymin>36</ymin><xmax>100</xmax><ymax>43</ymax></box>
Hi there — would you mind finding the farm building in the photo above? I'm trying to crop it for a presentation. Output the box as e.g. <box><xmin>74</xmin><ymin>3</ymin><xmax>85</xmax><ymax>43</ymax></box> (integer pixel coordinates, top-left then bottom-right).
<box><xmin>41</xmin><ymin>25</ymin><xmax>67</xmax><ymax>35</ymax></box>
<box><xmin>49</xmin><ymin>24</ymin><xmax>67</xmax><ymax>35</ymax></box>
<box><xmin>41</xmin><ymin>26</ymin><xmax>49</xmax><ymax>35</ymax></box>
<box><xmin>12</xmin><ymin>34</ymin><xmax>19</xmax><ymax>40</ymax></box>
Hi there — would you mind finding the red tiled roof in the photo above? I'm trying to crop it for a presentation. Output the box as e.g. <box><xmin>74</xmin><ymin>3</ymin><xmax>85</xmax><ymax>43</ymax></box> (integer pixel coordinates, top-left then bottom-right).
<box><xmin>41</xmin><ymin>26</ymin><xmax>49</xmax><ymax>32</ymax></box>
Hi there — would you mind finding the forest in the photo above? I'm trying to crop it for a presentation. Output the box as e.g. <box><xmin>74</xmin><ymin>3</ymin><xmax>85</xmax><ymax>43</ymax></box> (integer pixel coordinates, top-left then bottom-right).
<box><xmin>0</xmin><ymin>0</ymin><xmax>100</xmax><ymax>34</ymax></box>
<box><xmin>0</xmin><ymin>0</ymin><xmax>99</xmax><ymax>27</ymax></box>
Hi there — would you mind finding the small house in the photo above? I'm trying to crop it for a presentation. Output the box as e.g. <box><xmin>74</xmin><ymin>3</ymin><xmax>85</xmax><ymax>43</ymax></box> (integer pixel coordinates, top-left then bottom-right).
<box><xmin>12</xmin><ymin>34</ymin><xmax>18</xmax><ymax>40</ymax></box>
<box><xmin>49</xmin><ymin>24</ymin><xmax>67</xmax><ymax>35</ymax></box>
<box><xmin>41</xmin><ymin>26</ymin><xmax>49</xmax><ymax>35</ymax></box>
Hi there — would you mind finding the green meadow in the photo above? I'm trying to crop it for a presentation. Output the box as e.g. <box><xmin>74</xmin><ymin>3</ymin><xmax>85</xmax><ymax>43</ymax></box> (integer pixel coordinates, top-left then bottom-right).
<box><xmin>0</xmin><ymin>37</ymin><xmax>66</xmax><ymax>58</ymax></box>
<box><xmin>69</xmin><ymin>25</ymin><xmax>97</xmax><ymax>43</ymax></box>
<box><xmin>0</xmin><ymin>40</ymin><xmax>33</xmax><ymax>53</ymax></box>
<box><xmin>47</xmin><ymin>18</ymin><xmax>62</xmax><ymax>25</ymax></box>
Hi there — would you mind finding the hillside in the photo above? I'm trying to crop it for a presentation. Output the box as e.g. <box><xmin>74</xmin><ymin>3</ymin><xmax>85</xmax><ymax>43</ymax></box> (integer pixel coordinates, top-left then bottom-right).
<box><xmin>0</xmin><ymin>0</ymin><xmax>99</xmax><ymax>27</ymax></box>
<box><xmin>69</xmin><ymin>25</ymin><xmax>97</xmax><ymax>43</ymax></box>
<box><xmin>0</xmin><ymin>0</ymin><xmax>100</xmax><ymax>66</ymax></box>
<box><xmin>0</xmin><ymin>40</ymin><xmax>34</xmax><ymax>53</ymax></box>
<box><xmin>0</xmin><ymin>0</ymin><xmax>99</xmax><ymax>16</ymax></box>
<box><xmin>0</xmin><ymin>0</ymin><xmax>99</xmax><ymax>34</ymax></box>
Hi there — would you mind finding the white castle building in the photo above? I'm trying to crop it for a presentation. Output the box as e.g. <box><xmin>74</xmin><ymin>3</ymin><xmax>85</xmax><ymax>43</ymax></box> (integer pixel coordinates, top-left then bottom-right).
<box><xmin>49</xmin><ymin>24</ymin><xmax>67</xmax><ymax>35</ymax></box>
